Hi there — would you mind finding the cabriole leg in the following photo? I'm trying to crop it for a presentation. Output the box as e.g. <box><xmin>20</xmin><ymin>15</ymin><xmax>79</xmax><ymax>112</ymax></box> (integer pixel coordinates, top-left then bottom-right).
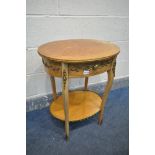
<box><xmin>84</xmin><ymin>77</ymin><xmax>89</xmax><ymax>90</ymax></box>
<box><xmin>98</xmin><ymin>69</ymin><xmax>114</xmax><ymax>125</ymax></box>
<box><xmin>62</xmin><ymin>63</ymin><xmax>69</xmax><ymax>140</ymax></box>
<box><xmin>50</xmin><ymin>76</ymin><xmax>57</xmax><ymax>100</ymax></box>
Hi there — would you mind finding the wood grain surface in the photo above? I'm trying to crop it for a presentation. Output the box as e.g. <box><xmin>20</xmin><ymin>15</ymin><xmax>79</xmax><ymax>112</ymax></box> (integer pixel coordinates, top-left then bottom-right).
<box><xmin>38</xmin><ymin>39</ymin><xmax>120</xmax><ymax>63</ymax></box>
<box><xmin>50</xmin><ymin>91</ymin><xmax>102</xmax><ymax>122</ymax></box>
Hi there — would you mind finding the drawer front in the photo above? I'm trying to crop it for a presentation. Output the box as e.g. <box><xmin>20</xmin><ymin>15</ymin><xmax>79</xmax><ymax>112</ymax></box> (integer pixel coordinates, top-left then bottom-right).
<box><xmin>42</xmin><ymin>56</ymin><xmax>116</xmax><ymax>77</ymax></box>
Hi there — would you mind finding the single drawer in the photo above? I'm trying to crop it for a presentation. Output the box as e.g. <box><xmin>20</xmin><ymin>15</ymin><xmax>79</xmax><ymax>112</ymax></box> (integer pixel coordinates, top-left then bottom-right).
<box><xmin>42</xmin><ymin>56</ymin><xmax>116</xmax><ymax>78</ymax></box>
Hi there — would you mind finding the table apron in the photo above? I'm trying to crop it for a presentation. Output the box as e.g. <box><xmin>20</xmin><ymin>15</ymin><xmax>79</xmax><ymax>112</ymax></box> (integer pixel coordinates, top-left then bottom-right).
<box><xmin>42</xmin><ymin>56</ymin><xmax>116</xmax><ymax>78</ymax></box>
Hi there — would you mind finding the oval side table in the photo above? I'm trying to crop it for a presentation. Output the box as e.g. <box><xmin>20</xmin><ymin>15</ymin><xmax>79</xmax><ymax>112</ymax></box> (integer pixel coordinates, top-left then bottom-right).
<box><xmin>38</xmin><ymin>39</ymin><xmax>120</xmax><ymax>140</ymax></box>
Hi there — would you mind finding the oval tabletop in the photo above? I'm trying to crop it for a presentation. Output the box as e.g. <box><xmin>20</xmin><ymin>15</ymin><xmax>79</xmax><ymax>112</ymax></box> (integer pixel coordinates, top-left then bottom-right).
<box><xmin>38</xmin><ymin>39</ymin><xmax>120</xmax><ymax>63</ymax></box>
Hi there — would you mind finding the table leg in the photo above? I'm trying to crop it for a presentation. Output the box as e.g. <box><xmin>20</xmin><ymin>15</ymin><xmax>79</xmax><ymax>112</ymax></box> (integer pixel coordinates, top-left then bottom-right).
<box><xmin>84</xmin><ymin>77</ymin><xmax>89</xmax><ymax>90</ymax></box>
<box><xmin>98</xmin><ymin>69</ymin><xmax>114</xmax><ymax>125</ymax></box>
<box><xmin>62</xmin><ymin>63</ymin><xmax>69</xmax><ymax>140</ymax></box>
<box><xmin>50</xmin><ymin>76</ymin><xmax>57</xmax><ymax>100</ymax></box>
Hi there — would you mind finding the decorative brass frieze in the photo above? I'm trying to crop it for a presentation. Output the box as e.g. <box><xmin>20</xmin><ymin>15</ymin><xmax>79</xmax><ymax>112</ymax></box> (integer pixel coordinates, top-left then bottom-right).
<box><xmin>69</xmin><ymin>57</ymin><xmax>114</xmax><ymax>72</ymax></box>
<box><xmin>42</xmin><ymin>56</ymin><xmax>117</xmax><ymax>77</ymax></box>
<box><xmin>42</xmin><ymin>58</ymin><xmax>61</xmax><ymax>71</ymax></box>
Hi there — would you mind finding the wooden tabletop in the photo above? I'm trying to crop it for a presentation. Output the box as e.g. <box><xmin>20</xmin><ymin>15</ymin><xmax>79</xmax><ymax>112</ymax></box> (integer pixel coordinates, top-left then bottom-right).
<box><xmin>38</xmin><ymin>39</ymin><xmax>120</xmax><ymax>63</ymax></box>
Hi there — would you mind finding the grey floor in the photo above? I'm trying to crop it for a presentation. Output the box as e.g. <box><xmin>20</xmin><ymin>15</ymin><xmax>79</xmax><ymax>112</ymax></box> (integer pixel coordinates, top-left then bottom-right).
<box><xmin>27</xmin><ymin>87</ymin><xmax>129</xmax><ymax>155</ymax></box>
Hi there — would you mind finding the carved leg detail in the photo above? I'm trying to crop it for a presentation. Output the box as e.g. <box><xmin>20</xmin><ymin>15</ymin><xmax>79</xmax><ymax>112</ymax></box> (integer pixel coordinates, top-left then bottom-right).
<box><xmin>84</xmin><ymin>77</ymin><xmax>89</xmax><ymax>90</ymax></box>
<box><xmin>62</xmin><ymin>63</ymin><xmax>69</xmax><ymax>140</ymax></box>
<box><xmin>50</xmin><ymin>76</ymin><xmax>57</xmax><ymax>100</ymax></box>
<box><xmin>98</xmin><ymin>69</ymin><xmax>114</xmax><ymax>125</ymax></box>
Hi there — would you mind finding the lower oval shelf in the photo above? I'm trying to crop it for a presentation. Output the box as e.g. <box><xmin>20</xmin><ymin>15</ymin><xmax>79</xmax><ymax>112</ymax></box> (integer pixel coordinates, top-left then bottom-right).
<box><xmin>50</xmin><ymin>90</ymin><xmax>102</xmax><ymax>122</ymax></box>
